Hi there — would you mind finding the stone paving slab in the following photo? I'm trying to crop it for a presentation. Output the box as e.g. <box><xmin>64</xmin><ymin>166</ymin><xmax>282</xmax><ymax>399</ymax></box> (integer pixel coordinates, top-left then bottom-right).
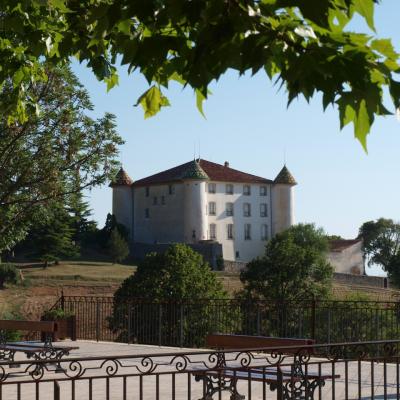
<box><xmin>0</xmin><ymin>341</ymin><xmax>398</xmax><ymax>399</ymax></box>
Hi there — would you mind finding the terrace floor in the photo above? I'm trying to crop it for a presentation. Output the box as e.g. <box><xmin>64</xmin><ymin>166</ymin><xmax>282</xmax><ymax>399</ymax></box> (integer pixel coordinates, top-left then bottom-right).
<box><xmin>1</xmin><ymin>340</ymin><xmax>399</xmax><ymax>399</ymax></box>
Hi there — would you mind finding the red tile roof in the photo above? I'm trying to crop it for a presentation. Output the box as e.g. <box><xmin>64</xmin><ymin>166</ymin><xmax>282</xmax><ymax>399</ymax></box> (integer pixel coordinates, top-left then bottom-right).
<box><xmin>133</xmin><ymin>159</ymin><xmax>273</xmax><ymax>186</ymax></box>
<box><xmin>109</xmin><ymin>168</ymin><xmax>133</xmax><ymax>187</ymax></box>
<box><xmin>329</xmin><ymin>239</ymin><xmax>362</xmax><ymax>252</ymax></box>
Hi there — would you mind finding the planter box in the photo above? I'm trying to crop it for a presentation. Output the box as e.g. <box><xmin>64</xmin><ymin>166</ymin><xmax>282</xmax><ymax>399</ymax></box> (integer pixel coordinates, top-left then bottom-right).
<box><xmin>41</xmin><ymin>316</ymin><xmax>77</xmax><ymax>342</ymax></box>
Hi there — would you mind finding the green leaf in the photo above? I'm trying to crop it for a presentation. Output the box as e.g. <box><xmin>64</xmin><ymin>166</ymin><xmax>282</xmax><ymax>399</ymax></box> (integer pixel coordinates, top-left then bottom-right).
<box><xmin>353</xmin><ymin>0</ymin><xmax>375</xmax><ymax>31</ymax></box>
<box><xmin>195</xmin><ymin>89</ymin><xmax>206</xmax><ymax>118</ymax></box>
<box><xmin>105</xmin><ymin>72</ymin><xmax>119</xmax><ymax>92</ymax></box>
<box><xmin>135</xmin><ymin>86</ymin><xmax>170</xmax><ymax>118</ymax></box>
<box><xmin>354</xmin><ymin>99</ymin><xmax>370</xmax><ymax>152</ymax></box>
<box><xmin>371</xmin><ymin>39</ymin><xmax>398</xmax><ymax>60</ymax></box>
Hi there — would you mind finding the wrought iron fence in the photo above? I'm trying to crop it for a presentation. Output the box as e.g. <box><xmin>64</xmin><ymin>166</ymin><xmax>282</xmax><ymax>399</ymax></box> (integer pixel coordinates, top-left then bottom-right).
<box><xmin>0</xmin><ymin>340</ymin><xmax>399</xmax><ymax>399</ymax></box>
<box><xmin>54</xmin><ymin>296</ymin><xmax>400</xmax><ymax>347</ymax></box>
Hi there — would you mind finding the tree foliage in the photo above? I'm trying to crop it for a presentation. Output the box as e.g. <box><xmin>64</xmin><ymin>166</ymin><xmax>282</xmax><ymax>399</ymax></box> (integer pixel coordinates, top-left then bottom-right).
<box><xmin>109</xmin><ymin>244</ymin><xmax>228</xmax><ymax>345</ymax></box>
<box><xmin>0</xmin><ymin>64</ymin><xmax>123</xmax><ymax>251</ymax></box>
<box><xmin>107</xmin><ymin>229</ymin><xmax>130</xmax><ymax>264</ymax></box>
<box><xmin>1</xmin><ymin>0</ymin><xmax>399</xmax><ymax>148</ymax></box>
<box><xmin>359</xmin><ymin>218</ymin><xmax>400</xmax><ymax>286</ymax></box>
<box><xmin>240</xmin><ymin>224</ymin><xmax>333</xmax><ymax>302</ymax></box>
<box><xmin>0</xmin><ymin>263</ymin><xmax>18</xmax><ymax>289</ymax></box>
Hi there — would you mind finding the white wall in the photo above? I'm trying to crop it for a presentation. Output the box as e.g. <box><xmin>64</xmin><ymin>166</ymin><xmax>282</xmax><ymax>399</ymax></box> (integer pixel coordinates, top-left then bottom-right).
<box><xmin>205</xmin><ymin>182</ymin><xmax>272</xmax><ymax>262</ymax></box>
<box><xmin>328</xmin><ymin>242</ymin><xmax>364</xmax><ymax>274</ymax></box>
<box><xmin>133</xmin><ymin>183</ymin><xmax>185</xmax><ymax>243</ymax></box>
<box><xmin>183</xmin><ymin>180</ymin><xmax>207</xmax><ymax>242</ymax></box>
<box><xmin>271</xmin><ymin>184</ymin><xmax>294</xmax><ymax>235</ymax></box>
<box><xmin>112</xmin><ymin>186</ymin><xmax>133</xmax><ymax>238</ymax></box>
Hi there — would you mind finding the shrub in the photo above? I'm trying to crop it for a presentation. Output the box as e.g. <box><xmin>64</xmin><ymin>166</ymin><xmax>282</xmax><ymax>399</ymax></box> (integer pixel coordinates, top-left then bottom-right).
<box><xmin>42</xmin><ymin>308</ymin><xmax>74</xmax><ymax>320</ymax></box>
<box><xmin>0</xmin><ymin>263</ymin><xmax>19</xmax><ymax>289</ymax></box>
<box><xmin>107</xmin><ymin>229</ymin><xmax>129</xmax><ymax>263</ymax></box>
<box><xmin>109</xmin><ymin>244</ymin><xmax>229</xmax><ymax>346</ymax></box>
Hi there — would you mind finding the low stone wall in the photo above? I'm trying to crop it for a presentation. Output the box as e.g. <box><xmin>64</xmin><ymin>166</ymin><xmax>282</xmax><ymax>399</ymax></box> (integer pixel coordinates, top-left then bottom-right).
<box><xmin>333</xmin><ymin>272</ymin><xmax>388</xmax><ymax>288</ymax></box>
<box><xmin>223</xmin><ymin>260</ymin><xmax>247</xmax><ymax>273</ymax></box>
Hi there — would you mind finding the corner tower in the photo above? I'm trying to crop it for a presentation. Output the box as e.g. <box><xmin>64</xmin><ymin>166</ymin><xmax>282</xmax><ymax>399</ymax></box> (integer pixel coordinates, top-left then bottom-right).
<box><xmin>271</xmin><ymin>165</ymin><xmax>297</xmax><ymax>235</ymax></box>
<box><xmin>110</xmin><ymin>167</ymin><xmax>134</xmax><ymax>239</ymax></box>
<box><xmin>182</xmin><ymin>160</ymin><xmax>209</xmax><ymax>243</ymax></box>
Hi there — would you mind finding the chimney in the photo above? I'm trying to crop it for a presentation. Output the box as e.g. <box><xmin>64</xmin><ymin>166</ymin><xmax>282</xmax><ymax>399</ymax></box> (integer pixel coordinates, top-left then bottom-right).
<box><xmin>224</xmin><ymin>161</ymin><xmax>229</xmax><ymax>168</ymax></box>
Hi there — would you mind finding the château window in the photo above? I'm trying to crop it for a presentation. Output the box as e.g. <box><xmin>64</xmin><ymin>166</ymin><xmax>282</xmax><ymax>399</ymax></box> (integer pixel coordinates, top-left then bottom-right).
<box><xmin>168</xmin><ymin>185</ymin><xmax>175</xmax><ymax>195</ymax></box>
<box><xmin>145</xmin><ymin>208</ymin><xmax>150</xmax><ymax>218</ymax></box>
<box><xmin>243</xmin><ymin>203</ymin><xmax>251</xmax><ymax>217</ymax></box>
<box><xmin>260</xmin><ymin>203</ymin><xmax>268</xmax><ymax>217</ymax></box>
<box><xmin>153</xmin><ymin>197</ymin><xmax>158</xmax><ymax>205</ymax></box>
<box><xmin>161</xmin><ymin>196</ymin><xmax>166</xmax><ymax>205</ymax></box>
<box><xmin>209</xmin><ymin>224</ymin><xmax>217</xmax><ymax>240</ymax></box>
<box><xmin>227</xmin><ymin>224</ymin><xmax>234</xmax><ymax>240</ymax></box>
<box><xmin>208</xmin><ymin>183</ymin><xmax>216</xmax><ymax>193</ymax></box>
<box><xmin>226</xmin><ymin>202</ymin><xmax>234</xmax><ymax>216</ymax></box>
<box><xmin>226</xmin><ymin>184</ymin><xmax>234</xmax><ymax>195</ymax></box>
<box><xmin>260</xmin><ymin>186</ymin><xmax>267</xmax><ymax>196</ymax></box>
<box><xmin>145</xmin><ymin>187</ymin><xmax>150</xmax><ymax>197</ymax></box>
<box><xmin>209</xmin><ymin>202</ymin><xmax>216</xmax><ymax>215</ymax></box>
<box><xmin>244</xmin><ymin>224</ymin><xmax>251</xmax><ymax>240</ymax></box>
<box><xmin>243</xmin><ymin>185</ymin><xmax>251</xmax><ymax>195</ymax></box>
<box><xmin>261</xmin><ymin>224</ymin><xmax>269</xmax><ymax>240</ymax></box>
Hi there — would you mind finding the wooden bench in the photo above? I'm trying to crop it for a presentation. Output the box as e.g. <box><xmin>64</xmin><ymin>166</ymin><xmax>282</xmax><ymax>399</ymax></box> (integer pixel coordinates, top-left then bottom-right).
<box><xmin>0</xmin><ymin>320</ymin><xmax>78</xmax><ymax>370</ymax></box>
<box><xmin>192</xmin><ymin>334</ymin><xmax>339</xmax><ymax>400</ymax></box>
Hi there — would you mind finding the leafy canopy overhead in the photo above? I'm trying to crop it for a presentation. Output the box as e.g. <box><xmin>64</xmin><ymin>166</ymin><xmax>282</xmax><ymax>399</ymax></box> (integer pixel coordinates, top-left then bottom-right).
<box><xmin>1</xmin><ymin>0</ymin><xmax>400</xmax><ymax>149</ymax></box>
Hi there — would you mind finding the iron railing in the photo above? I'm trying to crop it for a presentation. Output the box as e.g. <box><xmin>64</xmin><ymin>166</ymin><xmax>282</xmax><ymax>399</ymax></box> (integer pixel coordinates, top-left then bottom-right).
<box><xmin>54</xmin><ymin>296</ymin><xmax>400</xmax><ymax>347</ymax></box>
<box><xmin>0</xmin><ymin>340</ymin><xmax>399</xmax><ymax>399</ymax></box>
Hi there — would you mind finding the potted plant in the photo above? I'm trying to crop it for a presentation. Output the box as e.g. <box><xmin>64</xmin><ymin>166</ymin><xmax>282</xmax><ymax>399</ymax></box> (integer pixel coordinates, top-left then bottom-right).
<box><xmin>41</xmin><ymin>308</ymin><xmax>77</xmax><ymax>342</ymax></box>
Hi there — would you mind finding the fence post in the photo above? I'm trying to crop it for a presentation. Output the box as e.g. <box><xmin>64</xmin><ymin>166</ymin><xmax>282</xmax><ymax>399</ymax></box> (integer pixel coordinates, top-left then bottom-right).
<box><xmin>256</xmin><ymin>304</ymin><xmax>261</xmax><ymax>335</ymax></box>
<box><xmin>179</xmin><ymin>303</ymin><xmax>184</xmax><ymax>348</ymax></box>
<box><xmin>311</xmin><ymin>296</ymin><xmax>317</xmax><ymax>341</ymax></box>
<box><xmin>96</xmin><ymin>300</ymin><xmax>100</xmax><ymax>342</ymax></box>
<box><xmin>158</xmin><ymin>303</ymin><xmax>162</xmax><ymax>346</ymax></box>
<box><xmin>60</xmin><ymin>290</ymin><xmax>65</xmax><ymax>311</ymax></box>
<box><xmin>127</xmin><ymin>304</ymin><xmax>132</xmax><ymax>344</ymax></box>
<box><xmin>53</xmin><ymin>381</ymin><xmax>60</xmax><ymax>400</ymax></box>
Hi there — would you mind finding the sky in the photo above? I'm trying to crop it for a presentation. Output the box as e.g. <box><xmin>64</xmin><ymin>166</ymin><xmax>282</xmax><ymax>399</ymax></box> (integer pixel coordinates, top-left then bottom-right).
<box><xmin>72</xmin><ymin>1</ymin><xmax>400</xmax><ymax>276</ymax></box>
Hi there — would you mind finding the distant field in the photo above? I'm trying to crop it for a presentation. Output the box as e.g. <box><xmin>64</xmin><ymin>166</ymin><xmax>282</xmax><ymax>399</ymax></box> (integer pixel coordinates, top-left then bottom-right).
<box><xmin>19</xmin><ymin>261</ymin><xmax>136</xmax><ymax>284</ymax></box>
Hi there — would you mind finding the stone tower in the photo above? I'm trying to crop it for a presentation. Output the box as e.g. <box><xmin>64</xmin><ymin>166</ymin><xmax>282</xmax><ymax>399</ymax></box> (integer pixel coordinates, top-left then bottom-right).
<box><xmin>271</xmin><ymin>165</ymin><xmax>297</xmax><ymax>235</ymax></box>
<box><xmin>182</xmin><ymin>160</ymin><xmax>209</xmax><ymax>243</ymax></box>
<box><xmin>110</xmin><ymin>167</ymin><xmax>134</xmax><ymax>239</ymax></box>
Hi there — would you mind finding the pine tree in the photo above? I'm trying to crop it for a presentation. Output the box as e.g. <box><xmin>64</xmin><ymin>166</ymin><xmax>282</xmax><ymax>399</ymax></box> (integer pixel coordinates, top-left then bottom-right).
<box><xmin>107</xmin><ymin>229</ymin><xmax>129</xmax><ymax>264</ymax></box>
<box><xmin>28</xmin><ymin>204</ymin><xmax>80</xmax><ymax>267</ymax></box>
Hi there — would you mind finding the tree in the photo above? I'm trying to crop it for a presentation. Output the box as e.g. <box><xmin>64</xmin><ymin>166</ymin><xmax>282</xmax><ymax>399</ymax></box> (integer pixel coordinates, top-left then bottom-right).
<box><xmin>240</xmin><ymin>224</ymin><xmax>333</xmax><ymax>302</ymax></box>
<box><xmin>109</xmin><ymin>244</ymin><xmax>228</xmax><ymax>346</ymax></box>
<box><xmin>27</xmin><ymin>204</ymin><xmax>79</xmax><ymax>267</ymax></box>
<box><xmin>1</xmin><ymin>1</ymin><xmax>399</xmax><ymax>149</ymax></box>
<box><xmin>107</xmin><ymin>229</ymin><xmax>129</xmax><ymax>264</ymax></box>
<box><xmin>0</xmin><ymin>64</ymin><xmax>123</xmax><ymax>252</ymax></box>
<box><xmin>98</xmin><ymin>213</ymin><xmax>129</xmax><ymax>248</ymax></box>
<box><xmin>359</xmin><ymin>218</ymin><xmax>400</xmax><ymax>285</ymax></box>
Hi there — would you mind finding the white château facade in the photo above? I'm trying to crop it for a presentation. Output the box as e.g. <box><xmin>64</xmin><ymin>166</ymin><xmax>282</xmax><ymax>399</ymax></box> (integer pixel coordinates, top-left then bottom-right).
<box><xmin>110</xmin><ymin>159</ymin><xmax>297</xmax><ymax>262</ymax></box>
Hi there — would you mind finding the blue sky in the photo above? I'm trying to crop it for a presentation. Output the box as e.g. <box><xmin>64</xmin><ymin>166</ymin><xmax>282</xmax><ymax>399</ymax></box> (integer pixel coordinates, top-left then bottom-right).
<box><xmin>72</xmin><ymin>1</ymin><xmax>399</xmax><ymax>276</ymax></box>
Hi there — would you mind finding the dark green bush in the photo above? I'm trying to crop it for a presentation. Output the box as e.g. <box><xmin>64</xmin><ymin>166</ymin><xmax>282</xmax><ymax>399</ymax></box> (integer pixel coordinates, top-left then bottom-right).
<box><xmin>0</xmin><ymin>263</ymin><xmax>18</xmax><ymax>289</ymax></box>
<box><xmin>42</xmin><ymin>308</ymin><xmax>74</xmax><ymax>320</ymax></box>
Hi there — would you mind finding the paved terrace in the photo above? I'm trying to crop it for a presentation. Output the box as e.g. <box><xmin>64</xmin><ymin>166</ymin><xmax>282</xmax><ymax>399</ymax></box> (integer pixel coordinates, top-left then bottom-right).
<box><xmin>0</xmin><ymin>341</ymin><xmax>398</xmax><ymax>399</ymax></box>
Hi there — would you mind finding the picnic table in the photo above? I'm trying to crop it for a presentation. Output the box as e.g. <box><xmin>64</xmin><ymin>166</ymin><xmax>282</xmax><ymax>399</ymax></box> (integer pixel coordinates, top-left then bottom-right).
<box><xmin>0</xmin><ymin>320</ymin><xmax>78</xmax><ymax>371</ymax></box>
<box><xmin>193</xmin><ymin>334</ymin><xmax>339</xmax><ymax>400</ymax></box>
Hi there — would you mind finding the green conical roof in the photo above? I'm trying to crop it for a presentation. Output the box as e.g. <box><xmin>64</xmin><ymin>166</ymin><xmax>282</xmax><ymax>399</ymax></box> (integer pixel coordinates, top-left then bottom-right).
<box><xmin>274</xmin><ymin>165</ymin><xmax>297</xmax><ymax>185</ymax></box>
<box><xmin>181</xmin><ymin>160</ymin><xmax>209</xmax><ymax>180</ymax></box>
